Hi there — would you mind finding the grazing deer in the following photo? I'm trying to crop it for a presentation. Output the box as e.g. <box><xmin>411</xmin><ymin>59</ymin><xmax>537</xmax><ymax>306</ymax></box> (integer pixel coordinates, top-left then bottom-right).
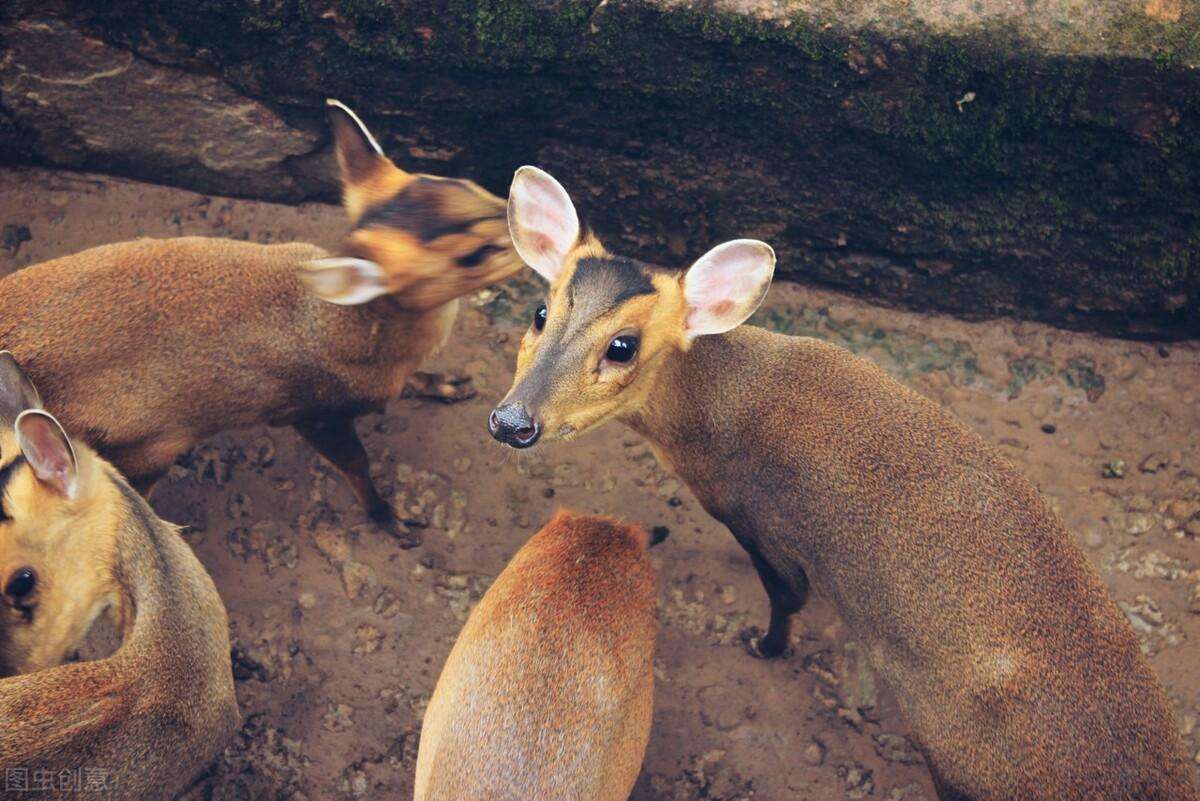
<box><xmin>0</xmin><ymin>100</ymin><xmax>522</xmax><ymax>542</ymax></box>
<box><xmin>488</xmin><ymin>167</ymin><xmax>1199</xmax><ymax>800</ymax></box>
<box><xmin>414</xmin><ymin>510</ymin><xmax>657</xmax><ymax>801</ymax></box>
<box><xmin>0</xmin><ymin>353</ymin><xmax>238</xmax><ymax>800</ymax></box>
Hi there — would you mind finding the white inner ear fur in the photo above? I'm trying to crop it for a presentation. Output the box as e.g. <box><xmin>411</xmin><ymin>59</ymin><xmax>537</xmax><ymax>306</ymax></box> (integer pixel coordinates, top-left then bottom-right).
<box><xmin>15</xmin><ymin>409</ymin><xmax>79</xmax><ymax>500</ymax></box>
<box><xmin>507</xmin><ymin>166</ymin><xmax>580</xmax><ymax>283</ymax></box>
<box><xmin>299</xmin><ymin>257</ymin><xmax>389</xmax><ymax>306</ymax></box>
<box><xmin>326</xmin><ymin>98</ymin><xmax>384</xmax><ymax>156</ymax></box>
<box><xmin>682</xmin><ymin>239</ymin><xmax>776</xmax><ymax>341</ymax></box>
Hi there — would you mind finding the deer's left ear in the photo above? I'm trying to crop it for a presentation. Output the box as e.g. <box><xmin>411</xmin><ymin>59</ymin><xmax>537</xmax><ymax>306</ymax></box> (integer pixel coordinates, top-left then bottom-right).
<box><xmin>15</xmin><ymin>410</ymin><xmax>79</xmax><ymax>499</ymax></box>
<box><xmin>681</xmin><ymin>240</ymin><xmax>776</xmax><ymax>341</ymax></box>
<box><xmin>326</xmin><ymin>99</ymin><xmax>389</xmax><ymax>185</ymax></box>
<box><xmin>298</xmin><ymin>257</ymin><xmax>389</xmax><ymax>306</ymax></box>
<box><xmin>507</xmin><ymin>166</ymin><xmax>581</xmax><ymax>284</ymax></box>
<box><xmin>0</xmin><ymin>351</ymin><xmax>42</xmax><ymax>425</ymax></box>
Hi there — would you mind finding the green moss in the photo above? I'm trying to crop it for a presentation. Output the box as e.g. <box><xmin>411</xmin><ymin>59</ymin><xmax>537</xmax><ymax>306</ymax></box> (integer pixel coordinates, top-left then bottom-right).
<box><xmin>1063</xmin><ymin>357</ymin><xmax>1107</xmax><ymax>402</ymax></box>
<box><xmin>1006</xmin><ymin>356</ymin><xmax>1053</xmax><ymax>399</ymax></box>
<box><xmin>753</xmin><ymin>302</ymin><xmax>983</xmax><ymax>387</ymax></box>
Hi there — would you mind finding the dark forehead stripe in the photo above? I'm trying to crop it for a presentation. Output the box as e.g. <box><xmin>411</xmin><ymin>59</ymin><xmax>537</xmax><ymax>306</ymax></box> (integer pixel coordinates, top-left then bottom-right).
<box><xmin>0</xmin><ymin>455</ymin><xmax>26</xmax><ymax>506</ymax></box>
<box><xmin>568</xmin><ymin>257</ymin><xmax>655</xmax><ymax>312</ymax></box>
<box><xmin>357</xmin><ymin>177</ymin><xmax>502</xmax><ymax>242</ymax></box>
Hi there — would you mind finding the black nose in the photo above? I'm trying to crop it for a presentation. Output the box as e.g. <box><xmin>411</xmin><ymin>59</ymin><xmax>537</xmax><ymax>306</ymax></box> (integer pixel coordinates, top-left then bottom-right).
<box><xmin>489</xmin><ymin>403</ymin><xmax>541</xmax><ymax>448</ymax></box>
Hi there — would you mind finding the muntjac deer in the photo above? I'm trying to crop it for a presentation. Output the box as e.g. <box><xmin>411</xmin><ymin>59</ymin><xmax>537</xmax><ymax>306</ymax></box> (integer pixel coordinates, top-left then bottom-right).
<box><xmin>0</xmin><ymin>100</ymin><xmax>523</xmax><ymax>543</ymax></box>
<box><xmin>414</xmin><ymin>510</ymin><xmax>657</xmax><ymax>801</ymax></box>
<box><xmin>489</xmin><ymin>167</ymin><xmax>1199</xmax><ymax>800</ymax></box>
<box><xmin>0</xmin><ymin>353</ymin><xmax>239</xmax><ymax>800</ymax></box>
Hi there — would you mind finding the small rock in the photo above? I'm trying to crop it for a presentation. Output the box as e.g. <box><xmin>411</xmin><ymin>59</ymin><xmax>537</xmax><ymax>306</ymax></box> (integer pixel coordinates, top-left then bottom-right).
<box><xmin>1</xmin><ymin>223</ymin><xmax>31</xmax><ymax>255</ymax></box>
<box><xmin>311</xmin><ymin>526</ymin><xmax>352</xmax><ymax>563</ymax></box>
<box><xmin>802</xmin><ymin>740</ymin><xmax>826</xmax><ymax>766</ymax></box>
<box><xmin>340</xmin><ymin>560</ymin><xmax>376</xmax><ymax>600</ymax></box>
<box><xmin>352</xmin><ymin>624</ymin><xmax>385</xmax><ymax>655</ymax></box>
<box><xmin>321</xmin><ymin>703</ymin><xmax>355</xmax><ymax>732</ymax></box>
<box><xmin>1081</xmin><ymin>526</ymin><xmax>1106</xmax><ymax>550</ymax></box>
<box><xmin>1139</xmin><ymin>452</ymin><xmax>1169</xmax><ymax>474</ymax></box>
<box><xmin>840</xmin><ymin>763</ymin><xmax>875</xmax><ymax>799</ymax></box>
<box><xmin>1167</xmin><ymin>500</ymin><xmax>1197</xmax><ymax>521</ymax></box>
<box><xmin>226</xmin><ymin>492</ymin><xmax>253</xmax><ymax>519</ymax></box>
<box><xmin>874</xmin><ymin>733</ymin><xmax>921</xmax><ymax>764</ymax></box>
<box><xmin>1126</xmin><ymin>513</ymin><xmax>1156</xmax><ymax>536</ymax></box>
<box><xmin>1102</xmin><ymin>460</ymin><xmax>1126</xmax><ymax>479</ymax></box>
<box><xmin>297</xmin><ymin>592</ymin><xmax>317</xmax><ymax>610</ymax></box>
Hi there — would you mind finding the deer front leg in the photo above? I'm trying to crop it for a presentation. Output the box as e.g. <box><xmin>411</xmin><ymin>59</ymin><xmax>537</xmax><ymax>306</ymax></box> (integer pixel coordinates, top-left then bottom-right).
<box><xmin>293</xmin><ymin>413</ymin><xmax>419</xmax><ymax>548</ymax></box>
<box><xmin>743</xmin><ymin>548</ymin><xmax>809</xmax><ymax>659</ymax></box>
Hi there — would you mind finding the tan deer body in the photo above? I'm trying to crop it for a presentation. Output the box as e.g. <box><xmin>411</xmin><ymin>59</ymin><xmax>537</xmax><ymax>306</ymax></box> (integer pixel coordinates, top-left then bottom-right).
<box><xmin>414</xmin><ymin>510</ymin><xmax>657</xmax><ymax>801</ymax></box>
<box><xmin>490</xmin><ymin>167</ymin><xmax>1199</xmax><ymax>800</ymax></box>
<box><xmin>0</xmin><ymin>101</ymin><xmax>521</xmax><ymax>538</ymax></box>
<box><xmin>0</xmin><ymin>353</ymin><xmax>239</xmax><ymax>800</ymax></box>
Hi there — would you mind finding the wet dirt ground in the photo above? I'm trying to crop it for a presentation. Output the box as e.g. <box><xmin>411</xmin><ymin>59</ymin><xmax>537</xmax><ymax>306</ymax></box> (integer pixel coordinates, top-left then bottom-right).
<box><xmin>2</xmin><ymin>166</ymin><xmax>1198</xmax><ymax>801</ymax></box>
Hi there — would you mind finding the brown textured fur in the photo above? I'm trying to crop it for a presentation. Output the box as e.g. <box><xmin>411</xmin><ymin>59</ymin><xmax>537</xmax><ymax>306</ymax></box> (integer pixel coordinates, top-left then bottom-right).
<box><xmin>414</xmin><ymin>510</ymin><xmax>657</xmax><ymax>801</ymax></box>
<box><xmin>0</xmin><ymin>101</ymin><xmax>522</xmax><ymax>538</ymax></box>
<box><xmin>0</xmin><ymin>359</ymin><xmax>238</xmax><ymax>800</ymax></box>
<box><xmin>496</xmin><ymin>209</ymin><xmax>1199</xmax><ymax>798</ymax></box>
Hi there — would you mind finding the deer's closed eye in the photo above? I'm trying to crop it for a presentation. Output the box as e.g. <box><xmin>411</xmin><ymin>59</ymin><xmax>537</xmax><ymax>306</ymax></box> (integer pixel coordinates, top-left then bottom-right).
<box><xmin>456</xmin><ymin>243</ymin><xmax>504</xmax><ymax>269</ymax></box>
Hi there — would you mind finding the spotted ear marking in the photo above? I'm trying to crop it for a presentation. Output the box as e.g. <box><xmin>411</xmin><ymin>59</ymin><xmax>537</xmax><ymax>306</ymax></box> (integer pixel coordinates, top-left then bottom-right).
<box><xmin>507</xmin><ymin>166</ymin><xmax>580</xmax><ymax>284</ymax></box>
<box><xmin>681</xmin><ymin>240</ymin><xmax>776</xmax><ymax>341</ymax></box>
<box><xmin>0</xmin><ymin>351</ymin><xmax>42</xmax><ymax>425</ymax></box>
<box><xmin>326</xmin><ymin>99</ymin><xmax>388</xmax><ymax>185</ymax></box>
<box><xmin>298</xmin><ymin>257</ymin><xmax>390</xmax><ymax>306</ymax></box>
<box><xmin>15</xmin><ymin>410</ymin><xmax>78</xmax><ymax>499</ymax></box>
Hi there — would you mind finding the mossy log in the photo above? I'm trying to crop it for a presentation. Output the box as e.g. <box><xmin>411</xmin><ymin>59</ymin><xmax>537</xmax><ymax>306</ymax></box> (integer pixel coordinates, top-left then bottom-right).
<box><xmin>1</xmin><ymin>0</ymin><xmax>1197</xmax><ymax>338</ymax></box>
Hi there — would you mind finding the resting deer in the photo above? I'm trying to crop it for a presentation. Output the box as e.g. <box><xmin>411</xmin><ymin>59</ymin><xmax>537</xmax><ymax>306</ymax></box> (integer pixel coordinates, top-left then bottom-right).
<box><xmin>414</xmin><ymin>510</ymin><xmax>657</xmax><ymax>801</ymax></box>
<box><xmin>488</xmin><ymin>166</ymin><xmax>1199</xmax><ymax>800</ymax></box>
<box><xmin>0</xmin><ymin>353</ymin><xmax>238</xmax><ymax>800</ymax></box>
<box><xmin>0</xmin><ymin>100</ymin><xmax>522</xmax><ymax>542</ymax></box>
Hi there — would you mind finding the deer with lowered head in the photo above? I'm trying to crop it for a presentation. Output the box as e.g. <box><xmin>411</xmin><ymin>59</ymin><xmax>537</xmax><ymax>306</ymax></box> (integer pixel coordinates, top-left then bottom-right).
<box><xmin>0</xmin><ymin>100</ymin><xmax>523</xmax><ymax>543</ymax></box>
<box><xmin>0</xmin><ymin>353</ymin><xmax>238</xmax><ymax>800</ymax></box>
<box><xmin>488</xmin><ymin>166</ymin><xmax>1199</xmax><ymax>800</ymax></box>
<box><xmin>415</xmin><ymin>509</ymin><xmax>657</xmax><ymax>801</ymax></box>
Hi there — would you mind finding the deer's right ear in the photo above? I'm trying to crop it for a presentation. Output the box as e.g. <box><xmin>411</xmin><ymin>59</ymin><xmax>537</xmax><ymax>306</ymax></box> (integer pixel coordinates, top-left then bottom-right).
<box><xmin>326</xmin><ymin>99</ymin><xmax>388</xmax><ymax>186</ymax></box>
<box><xmin>0</xmin><ymin>352</ymin><xmax>42</xmax><ymax>424</ymax></box>
<box><xmin>15</xmin><ymin>410</ymin><xmax>78</xmax><ymax>499</ymax></box>
<box><xmin>299</xmin><ymin>257</ymin><xmax>390</xmax><ymax>306</ymax></box>
<box><xmin>507</xmin><ymin>166</ymin><xmax>580</xmax><ymax>283</ymax></box>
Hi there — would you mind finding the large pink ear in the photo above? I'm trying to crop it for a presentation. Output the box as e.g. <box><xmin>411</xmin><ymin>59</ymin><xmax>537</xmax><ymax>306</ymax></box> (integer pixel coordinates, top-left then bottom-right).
<box><xmin>15</xmin><ymin>410</ymin><xmax>79</xmax><ymax>499</ymax></box>
<box><xmin>507</xmin><ymin>166</ymin><xmax>580</xmax><ymax>283</ymax></box>
<box><xmin>681</xmin><ymin>239</ymin><xmax>776</xmax><ymax>341</ymax></box>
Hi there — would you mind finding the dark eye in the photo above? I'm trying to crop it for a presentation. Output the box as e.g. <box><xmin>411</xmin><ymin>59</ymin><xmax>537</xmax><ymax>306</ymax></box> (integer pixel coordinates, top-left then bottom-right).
<box><xmin>605</xmin><ymin>335</ymin><xmax>639</xmax><ymax>364</ymax></box>
<box><xmin>5</xmin><ymin>568</ymin><xmax>36</xmax><ymax>600</ymax></box>
<box><xmin>533</xmin><ymin>303</ymin><xmax>548</xmax><ymax>332</ymax></box>
<box><xmin>456</xmin><ymin>243</ymin><xmax>503</xmax><ymax>269</ymax></box>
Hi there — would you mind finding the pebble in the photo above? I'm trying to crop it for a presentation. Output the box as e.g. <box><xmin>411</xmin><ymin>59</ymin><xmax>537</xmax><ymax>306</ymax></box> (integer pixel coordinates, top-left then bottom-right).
<box><xmin>1168</xmin><ymin>500</ymin><xmax>1197</xmax><ymax>520</ymax></box>
<box><xmin>1102</xmin><ymin>460</ymin><xmax>1126</xmax><ymax>479</ymax></box>
<box><xmin>1125</xmin><ymin>514</ymin><xmax>1156</xmax><ymax>536</ymax></box>
<box><xmin>351</xmin><ymin>625</ymin><xmax>385</xmax><ymax>655</ymax></box>
<box><xmin>1081</xmin><ymin>526</ymin><xmax>1106</xmax><ymax>549</ymax></box>
<box><xmin>1139</xmin><ymin>452</ymin><xmax>1169</xmax><ymax>474</ymax></box>
<box><xmin>298</xmin><ymin>592</ymin><xmax>317</xmax><ymax>610</ymax></box>
<box><xmin>321</xmin><ymin>703</ymin><xmax>355</xmax><ymax>732</ymax></box>
<box><xmin>340</xmin><ymin>561</ymin><xmax>376</xmax><ymax>600</ymax></box>
<box><xmin>802</xmin><ymin>740</ymin><xmax>826</xmax><ymax>766</ymax></box>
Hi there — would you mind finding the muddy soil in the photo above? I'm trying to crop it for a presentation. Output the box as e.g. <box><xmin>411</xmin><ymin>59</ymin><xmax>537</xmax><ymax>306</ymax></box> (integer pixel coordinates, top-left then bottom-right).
<box><xmin>1</xmin><ymin>166</ymin><xmax>1198</xmax><ymax>801</ymax></box>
